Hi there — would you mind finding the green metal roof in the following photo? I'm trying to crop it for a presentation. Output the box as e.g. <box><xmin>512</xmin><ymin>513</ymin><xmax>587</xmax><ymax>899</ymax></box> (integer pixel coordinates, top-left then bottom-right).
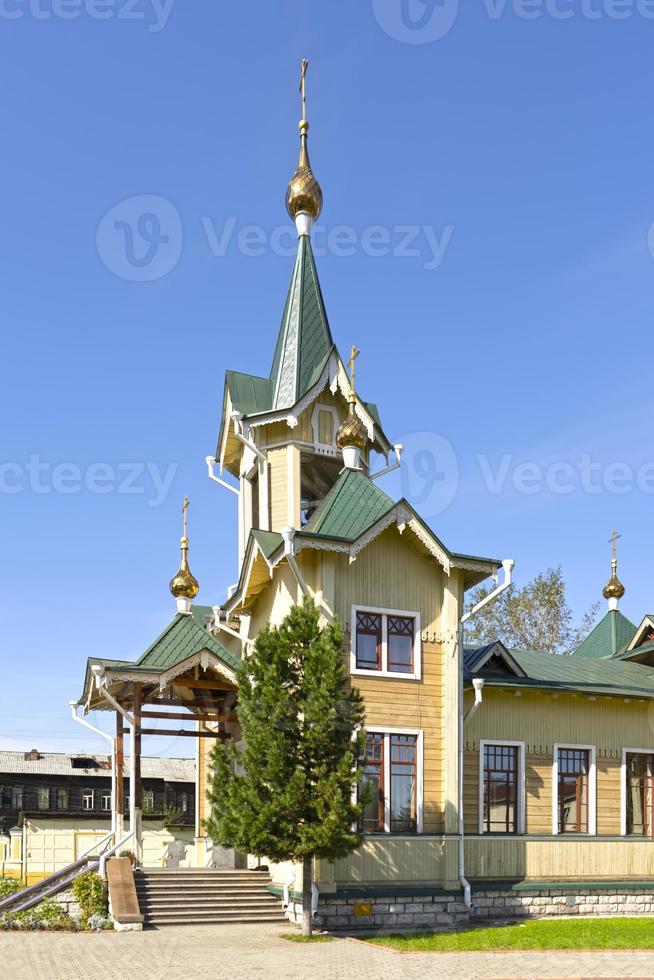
<box><xmin>270</xmin><ymin>234</ymin><xmax>334</xmax><ymax>410</ymax></box>
<box><xmin>302</xmin><ymin>469</ymin><xmax>394</xmax><ymax>540</ymax></box>
<box><xmin>251</xmin><ymin>529</ymin><xmax>284</xmax><ymax>561</ymax></box>
<box><xmin>479</xmin><ymin>646</ymin><xmax>654</xmax><ymax>699</ymax></box>
<box><xmin>135</xmin><ymin>605</ymin><xmax>241</xmax><ymax>674</ymax></box>
<box><xmin>225</xmin><ymin>370</ymin><xmax>273</xmax><ymax>417</ymax></box>
<box><xmin>571</xmin><ymin>610</ymin><xmax>636</xmax><ymax>660</ymax></box>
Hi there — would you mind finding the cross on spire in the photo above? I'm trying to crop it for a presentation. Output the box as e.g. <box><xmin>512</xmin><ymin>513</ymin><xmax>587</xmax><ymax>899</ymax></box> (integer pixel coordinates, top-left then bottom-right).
<box><xmin>182</xmin><ymin>496</ymin><xmax>190</xmax><ymax>541</ymax></box>
<box><xmin>347</xmin><ymin>345</ymin><xmax>360</xmax><ymax>397</ymax></box>
<box><xmin>299</xmin><ymin>58</ymin><xmax>309</xmax><ymax>123</ymax></box>
<box><xmin>609</xmin><ymin>529</ymin><xmax>621</xmax><ymax>564</ymax></box>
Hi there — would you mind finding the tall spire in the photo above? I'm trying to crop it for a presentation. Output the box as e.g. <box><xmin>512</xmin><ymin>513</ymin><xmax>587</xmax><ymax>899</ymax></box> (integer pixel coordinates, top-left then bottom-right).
<box><xmin>169</xmin><ymin>496</ymin><xmax>199</xmax><ymax>615</ymax></box>
<box><xmin>603</xmin><ymin>529</ymin><xmax>625</xmax><ymax>611</ymax></box>
<box><xmin>286</xmin><ymin>59</ymin><xmax>323</xmax><ymax>235</ymax></box>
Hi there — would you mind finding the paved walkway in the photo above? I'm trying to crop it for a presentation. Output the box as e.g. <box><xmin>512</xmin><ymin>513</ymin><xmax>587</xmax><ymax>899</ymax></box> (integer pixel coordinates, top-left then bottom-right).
<box><xmin>2</xmin><ymin>922</ymin><xmax>654</xmax><ymax>979</ymax></box>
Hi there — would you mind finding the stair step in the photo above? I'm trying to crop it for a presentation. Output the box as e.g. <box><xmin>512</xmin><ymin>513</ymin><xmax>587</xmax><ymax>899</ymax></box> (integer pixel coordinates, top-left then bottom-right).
<box><xmin>144</xmin><ymin>914</ymin><xmax>288</xmax><ymax>926</ymax></box>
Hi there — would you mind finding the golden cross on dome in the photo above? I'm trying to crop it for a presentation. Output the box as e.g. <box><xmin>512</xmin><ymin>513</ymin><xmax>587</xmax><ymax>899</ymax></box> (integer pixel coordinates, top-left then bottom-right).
<box><xmin>609</xmin><ymin>529</ymin><xmax>621</xmax><ymax>564</ymax></box>
<box><xmin>299</xmin><ymin>59</ymin><xmax>309</xmax><ymax>121</ymax></box>
<box><xmin>182</xmin><ymin>496</ymin><xmax>190</xmax><ymax>540</ymax></box>
<box><xmin>347</xmin><ymin>345</ymin><xmax>361</xmax><ymax>396</ymax></box>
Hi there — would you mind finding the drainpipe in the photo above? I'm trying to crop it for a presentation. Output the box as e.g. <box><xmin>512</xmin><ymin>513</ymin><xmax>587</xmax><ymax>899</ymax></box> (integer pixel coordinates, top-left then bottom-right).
<box><xmin>90</xmin><ymin>667</ymin><xmax>136</xmax><ymax>850</ymax></box>
<box><xmin>457</xmin><ymin>558</ymin><xmax>515</xmax><ymax>909</ymax></box>
<box><xmin>281</xmin><ymin>527</ymin><xmax>310</xmax><ymax>598</ymax></box>
<box><xmin>205</xmin><ymin>456</ymin><xmax>240</xmax><ymax>496</ymax></box>
<box><xmin>369</xmin><ymin>444</ymin><xmax>404</xmax><ymax>482</ymax></box>
<box><xmin>69</xmin><ymin>701</ymin><xmax>117</xmax><ymax>838</ymax></box>
<box><xmin>231</xmin><ymin>412</ymin><xmax>267</xmax><ymax>464</ymax></box>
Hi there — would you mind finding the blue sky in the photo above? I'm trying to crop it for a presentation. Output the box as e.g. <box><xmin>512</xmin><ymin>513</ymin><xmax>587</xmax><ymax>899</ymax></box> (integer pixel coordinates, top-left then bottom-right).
<box><xmin>2</xmin><ymin>0</ymin><xmax>653</xmax><ymax>754</ymax></box>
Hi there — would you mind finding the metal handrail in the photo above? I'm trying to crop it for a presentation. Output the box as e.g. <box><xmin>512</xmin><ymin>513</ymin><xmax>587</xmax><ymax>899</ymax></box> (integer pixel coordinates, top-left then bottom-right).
<box><xmin>98</xmin><ymin>831</ymin><xmax>135</xmax><ymax>878</ymax></box>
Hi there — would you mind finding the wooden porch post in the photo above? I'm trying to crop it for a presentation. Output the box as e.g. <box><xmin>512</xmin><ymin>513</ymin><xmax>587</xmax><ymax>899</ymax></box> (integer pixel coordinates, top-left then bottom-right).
<box><xmin>133</xmin><ymin>683</ymin><xmax>143</xmax><ymax>865</ymax></box>
<box><xmin>115</xmin><ymin>711</ymin><xmax>124</xmax><ymax>837</ymax></box>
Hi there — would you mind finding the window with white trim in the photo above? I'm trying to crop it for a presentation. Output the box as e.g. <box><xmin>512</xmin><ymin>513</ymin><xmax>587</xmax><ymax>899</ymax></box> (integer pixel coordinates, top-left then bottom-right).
<box><xmin>481</xmin><ymin>743</ymin><xmax>521</xmax><ymax>834</ymax></box>
<box><xmin>625</xmin><ymin>752</ymin><xmax>654</xmax><ymax>837</ymax></box>
<box><xmin>101</xmin><ymin>790</ymin><xmax>112</xmax><ymax>812</ymax></box>
<box><xmin>358</xmin><ymin>729</ymin><xmax>423</xmax><ymax>834</ymax></box>
<box><xmin>37</xmin><ymin>787</ymin><xmax>49</xmax><ymax>811</ymax></box>
<box><xmin>82</xmin><ymin>789</ymin><xmax>94</xmax><ymax>811</ymax></box>
<box><xmin>351</xmin><ymin>606</ymin><xmax>421</xmax><ymax>679</ymax></box>
<box><xmin>553</xmin><ymin>744</ymin><xmax>596</xmax><ymax>835</ymax></box>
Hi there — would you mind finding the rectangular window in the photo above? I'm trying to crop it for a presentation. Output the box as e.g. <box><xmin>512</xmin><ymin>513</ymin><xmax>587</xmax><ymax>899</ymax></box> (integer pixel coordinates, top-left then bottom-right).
<box><xmin>390</xmin><ymin>734</ymin><xmax>417</xmax><ymax>832</ymax></box>
<box><xmin>352</xmin><ymin>607</ymin><xmax>421</xmax><ymax>678</ymax></box>
<box><xmin>101</xmin><ymin>790</ymin><xmax>112</xmax><ymax>812</ymax></box>
<box><xmin>558</xmin><ymin>748</ymin><xmax>589</xmax><ymax>833</ymax></box>
<box><xmin>626</xmin><ymin>753</ymin><xmax>654</xmax><ymax>837</ymax></box>
<box><xmin>143</xmin><ymin>789</ymin><xmax>155</xmax><ymax>814</ymax></box>
<box><xmin>37</xmin><ymin>787</ymin><xmax>50</xmax><ymax>811</ymax></box>
<box><xmin>82</xmin><ymin>789</ymin><xmax>94</xmax><ymax>811</ymax></box>
<box><xmin>359</xmin><ymin>731</ymin><xmax>422</xmax><ymax>834</ymax></box>
<box><xmin>359</xmin><ymin>733</ymin><xmax>384</xmax><ymax>832</ymax></box>
<box><xmin>387</xmin><ymin>617</ymin><xmax>415</xmax><ymax>673</ymax></box>
<box><xmin>483</xmin><ymin>744</ymin><xmax>518</xmax><ymax>834</ymax></box>
<box><xmin>56</xmin><ymin>788</ymin><xmax>69</xmax><ymax>811</ymax></box>
<box><xmin>356</xmin><ymin>613</ymin><xmax>382</xmax><ymax>670</ymax></box>
<box><xmin>177</xmin><ymin>791</ymin><xmax>189</xmax><ymax>814</ymax></box>
<box><xmin>11</xmin><ymin>787</ymin><xmax>23</xmax><ymax>810</ymax></box>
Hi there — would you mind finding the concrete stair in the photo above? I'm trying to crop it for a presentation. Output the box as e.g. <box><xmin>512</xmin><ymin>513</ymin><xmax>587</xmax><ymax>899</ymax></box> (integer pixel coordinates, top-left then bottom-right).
<box><xmin>134</xmin><ymin>869</ymin><xmax>288</xmax><ymax>927</ymax></box>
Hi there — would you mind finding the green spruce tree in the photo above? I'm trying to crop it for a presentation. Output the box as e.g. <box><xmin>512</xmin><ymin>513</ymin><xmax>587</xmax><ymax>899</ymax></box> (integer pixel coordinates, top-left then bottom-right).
<box><xmin>206</xmin><ymin>598</ymin><xmax>366</xmax><ymax>936</ymax></box>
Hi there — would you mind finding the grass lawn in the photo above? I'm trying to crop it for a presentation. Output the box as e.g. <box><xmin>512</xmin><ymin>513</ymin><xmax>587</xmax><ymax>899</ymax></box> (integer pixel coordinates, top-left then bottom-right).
<box><xmin>362</xmin><ymin>918</ymin><xmax>654</xmax><ymax>952</ymax></box>
<box><xmin>280</xmin><ymin>932</ymin><xmax>334</xmax><ymax>943</ymax></box>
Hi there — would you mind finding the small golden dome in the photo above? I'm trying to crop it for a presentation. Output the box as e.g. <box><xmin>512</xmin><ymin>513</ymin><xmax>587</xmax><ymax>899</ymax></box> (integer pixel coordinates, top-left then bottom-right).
<box><xmin>603</xmin><ymin>563</ymin><xmax>625</xmax><ymax>601</ymax></box>
<box><xmin>170</xmin><ymin>537</ymin><xmax>200</xmax><ymax>600</ymax></box>
<box><xmin>286</xmin><ymin>126</ymin><xmax>323</xmax><ymax>221</ymax></box>
<box><xmin>336</xmin><ymin>405</ymin><xmax>368</xmax><ymax>451</ymax></box>
<box><xmin>170</xmin><ymin>497</ymin><xmax>199</xmax><ymax>602</ymax></box>
<box><xmin>286</xmin><ymin>60</ymin><xmax>323</xmax><ymax>223</ymax></box>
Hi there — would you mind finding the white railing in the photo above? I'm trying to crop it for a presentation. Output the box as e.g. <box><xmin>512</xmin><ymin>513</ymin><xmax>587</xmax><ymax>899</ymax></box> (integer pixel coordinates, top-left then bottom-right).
<box><xmin>98</xmin><ymin>831</ymin><xmax>135</xmax><ymax>879</ymax></box>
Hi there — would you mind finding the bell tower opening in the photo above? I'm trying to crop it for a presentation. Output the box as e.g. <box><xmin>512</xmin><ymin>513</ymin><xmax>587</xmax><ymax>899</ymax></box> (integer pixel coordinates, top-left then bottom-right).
<box><xmin>300</xmin><ymin>452</ymin><xmax>342</xmax><ymax>525</ymax></box>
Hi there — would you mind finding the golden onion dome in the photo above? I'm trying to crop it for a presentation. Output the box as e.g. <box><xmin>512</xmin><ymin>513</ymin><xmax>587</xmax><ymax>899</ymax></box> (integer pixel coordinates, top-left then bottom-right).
<box><xmin>170</xmin><ymin>536</ymin><xmax>200</xmax><ymax>600</ymax></box>
<box><xmin>286</xmin><ymin>121</ymin><xmax>323</xmax><ymax>222</ymax></box>
<box><xmin>170</xmin><ymin>497</ymin><xmax>199</xmax><ymax>601</ymax></box>
<box><xmin>603</xmin><ymin>562</ymin><xmax>625</xmax><ymax>601</ymax></box>
<box><xmin>286</xmin><ymin>61</ymin><xmax>323</xmax><ymax>223</ymax></box>
<box><xmin>336</xmin><ymin>403</ymin><xmax>368</xmax><ymax>451</ymax></box>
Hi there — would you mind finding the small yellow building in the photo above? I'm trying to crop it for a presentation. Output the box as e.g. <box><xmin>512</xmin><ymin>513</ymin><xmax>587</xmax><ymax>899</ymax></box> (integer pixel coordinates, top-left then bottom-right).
<box><xmin>72</xmin><ymin>67</ymin><xmax>654</xmax><ymax>931</ymax></box>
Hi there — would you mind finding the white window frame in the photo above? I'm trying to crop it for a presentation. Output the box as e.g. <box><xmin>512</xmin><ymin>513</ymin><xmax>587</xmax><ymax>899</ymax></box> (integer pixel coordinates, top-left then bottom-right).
<box><xmin>552</xmin><ymin>743</ymin><xmax>596</xmax><ymax>836</ymax></box>
<box><xmin>101</xmin><ymin>789</ymin><xmax>112</xmax><ymax>812</ymax></box>
<box><xmin>311</xmin><ymin>403</ymin><xmax>340</xmax><ymax>455</ymax></box>
<box><xmin>82</xmin><ymin>789</ymin><xmax>94</xmax><ymax>811</ymax></box>
<box><xmin>350</xmin><ymin>605</ymin><xmax>422</xmax><ymax>680</ymax></box>
<box><xmin>11</xmin><ymin>786</ymin><xmax>23</xmax><ymax>810</ymax></box>
<box><xmin>363</xmin><ymin>726</ymin><xmax>424</xmax><ymax>834</ymax></box>
<box><xmin>621</xmin><ymin>748</ymin><xmax>654</xmax><ymax>837</ymax></box>
<box><xmin>36</xmin><ymin>787</ymin><xmax>49</xmax><ymax>811</ymax></box>
<box><xmin>478</xmin><ymin>740</ymin><xmax>526</xmax><ymax>835</ymax></box>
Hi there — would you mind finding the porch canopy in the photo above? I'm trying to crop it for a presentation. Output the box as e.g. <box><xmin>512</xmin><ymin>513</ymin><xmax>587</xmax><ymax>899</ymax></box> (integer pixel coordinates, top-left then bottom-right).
<box><xmin>75</xmin><ymin>605</ymin><xmax>240</xmax><ymax>864</ymax></box>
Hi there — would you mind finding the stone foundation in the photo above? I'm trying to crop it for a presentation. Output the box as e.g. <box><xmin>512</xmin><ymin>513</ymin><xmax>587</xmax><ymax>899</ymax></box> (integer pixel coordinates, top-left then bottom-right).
<box><xmin>278</xmin><ymin>885</ymin><xmax>654</xmax><ymax>933</ymax></box>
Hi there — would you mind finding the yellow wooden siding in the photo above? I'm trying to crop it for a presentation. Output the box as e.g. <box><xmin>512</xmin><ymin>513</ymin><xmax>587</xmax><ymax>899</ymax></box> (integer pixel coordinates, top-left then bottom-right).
<box><xmin>268</xmin><ymin>447</ymin><xmax>289</xmax><ymax>531</ymax></box>
<box><xmin>332</xmin><ymin>527</ymin><xmax>443</xmax><ymax>635</ymax></box>
<box><xmin>465</xmin><ymin>687</ymin><xmax>654</xmax><ymax>752</ymax></box>
<box><xmin>465</xmin><ymin>836</ymin><xmax>654</xmax><ymax>881</ymax></box>
<box><xmin>323</xmin><ymin>836</ymin><xmax>452</xmax><ymax>885</ymax></box>
<box><xmin>463</xmin><ymin>750</ymin><xmax>479</xmax><ymax>834</ymax></box>
<box><xmin>597</xmin><ymin>756</ymin><xmax>622</xmax><ymax>835</ymax></box>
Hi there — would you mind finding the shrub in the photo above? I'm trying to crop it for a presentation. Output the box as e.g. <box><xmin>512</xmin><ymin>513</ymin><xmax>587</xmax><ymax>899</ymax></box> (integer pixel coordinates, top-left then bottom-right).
<box><xmin>0</xmin><ymin>878</ymin><xmax>21</xmax><ymax>899</ymax></box>
<box><xmin>0</xmin><ymin>899</ymin><xmax>75</xmax><ymax>931</ymax></box>
<box><xmin>72</xmin><ymin>871</ymin><xmax>108</xmax><ymax>926</ymax></box>
<box><xmin>87</xmin><ymin>913</ymin><xmax>112</xmax><ymax>932</ymax></box>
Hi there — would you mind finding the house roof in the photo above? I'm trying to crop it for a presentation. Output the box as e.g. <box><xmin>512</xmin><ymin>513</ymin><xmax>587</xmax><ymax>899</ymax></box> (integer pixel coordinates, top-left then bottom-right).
<box><xmin>571</xmin><ymin>609</ymin><xmax>636</xmax><ymax>660</ymax></box>
<box><xmin>251</xmin><ymin>529</ymin><xmax>284</xmax><ymax>561</ymax></box>
<box><xmin>134</xmin><ymin>606</ymin><xmax>240</xmax><ymax>674</ymax></box>
<box><xmin>467</xmin><ymin>643</ymin><xmax>654</xmax><ymax>700</ymax></box>
<box><xmin>0</xmin><ymin>752</ymin><xmax>195</xmax><ymax>782</ymax></box>
<box><xmin>270</xmin><ymin>234</ymin><xmax>334</xmax><ymax>410</ymax></box>
<box><xmin>302</xmin><ymin>468</ymin><xmax>395</xmax><ymax>539</ymax></box>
